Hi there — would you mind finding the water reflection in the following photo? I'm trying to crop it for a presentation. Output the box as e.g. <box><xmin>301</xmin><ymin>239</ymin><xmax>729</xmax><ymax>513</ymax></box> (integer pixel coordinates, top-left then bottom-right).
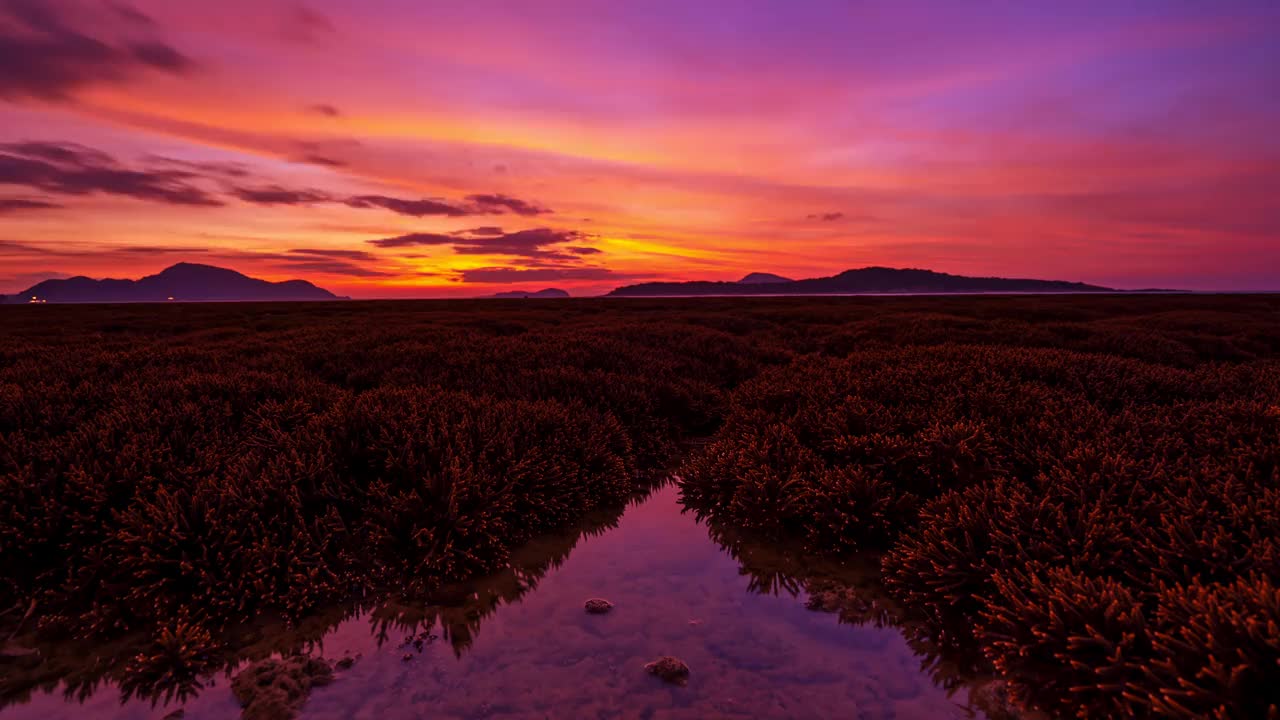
<box><xmin>1</xmin><ymin>484</ymin><xmax>989</xmax><ymax>719</ymax></box>
<box><xmin>705</xmin><ymin>519</ymin><xmax>983</xmax><ymax>696</ymax></box>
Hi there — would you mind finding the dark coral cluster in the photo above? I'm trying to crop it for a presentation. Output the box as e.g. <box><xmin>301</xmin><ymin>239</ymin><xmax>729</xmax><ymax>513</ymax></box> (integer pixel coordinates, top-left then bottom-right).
<box><xmin>0</xmin><ymin>300</ymin><xmax>776</xmax><ymax>645</ymax></box>
<box><xmin>2</xmin><ymin>294</ymin><xmax>1280</xmax><ymax>717</ymax></box>
<box><xmin>675</xmin><ymin>301</ymin><xmax>1280</xmax><ymax>718</ymax></box>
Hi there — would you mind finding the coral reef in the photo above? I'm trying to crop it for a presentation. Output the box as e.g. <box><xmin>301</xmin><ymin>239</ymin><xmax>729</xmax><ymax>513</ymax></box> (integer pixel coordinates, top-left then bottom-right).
<box><xmin>2</xmin><ymin>294</ymin><xmax>1279</xmax><ymax>716</ymax></box>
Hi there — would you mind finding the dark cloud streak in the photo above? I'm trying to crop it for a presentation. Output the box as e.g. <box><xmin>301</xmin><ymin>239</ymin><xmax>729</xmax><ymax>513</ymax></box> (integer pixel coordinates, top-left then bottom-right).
<box><xmin>274</xmin><ymin>259</ymin><xmax>391</xmax><ymax>277</ymax></box>
<box><xmin>368</xmin><ymin>227</ymin><xmax>606</xmax><ymax>277</ymax></box>
<box><xmin>300</xmin><ymin>154</ymin><xmax>347</xmax><ymax>168</ymax></box>
<box><xmin>288</xmin><ymin>248</ymin><xmax>378</xmax><ymax>262</ymax></box>
<box><xmin>461</xmin><ymin>226</ymin><xmax>505</xmax><ymax>236</ymax></box>
<box><xmin>307</xmin><ymin>104</ymin><xmax>342</xmax><ymax>117</ymax></box>
<box><xmin>144</xmin><ymin>156</ymin><xmax>251</xmax><ymax>179</ymax></box>
<box><xmin>0</xmin><ymin>197</ymin><xmax>61</xmax><ymax>213</ymax></box>
<box><xmin>454</xmin><ymin>228</ymin><xmax>586</xmax><ymax>257</ymax></box>
<box><xmin>0</xmin><ymin>135</ymin><xmax>555</xmax><ymax>228</ymax></box>
<box><xmin>345</xmin><ymin>195</ymin><xmax>469</xmax><ymax>217</ymax></box>
<box><xmin>232</xmin><ymin>185</ymin><xmax>331</xmax><ymax>206</ymax></box>
<box><xmin>459</xmin><ymin>267</ymin><xmax>629</xmax><ymax>283</ymax></box>
<box><xmin>368</xmin><ymin>232</ymin><xmax>457</xmax><ymax>249</ymax></box>
<box><xmin>284</xmin><ymin>4</ymin><xmax>337</xmax><ymax>45</ymax></box>
<box><xmin>128</xmin><ymin>41</ymin><xmax>193</xmax><ymax>72</ymax></box>
<box><xmin>106</xmin><ymin>2</ymin><xmax>156</xmax><ymax>27</ymax></box>
<box><xmin>0</xmin><ymin>141</ymin><xmax>223</xmax><ymax>206</ymax></box>
<box><xmin>0</xmin><ymin>0</ymin><xmax>195</xmax><ymax>101</ymax></box>
<box><xmin>467</xmin><ymin>193</ymin><xmax>552</xmax><ymax>216</ymax></box>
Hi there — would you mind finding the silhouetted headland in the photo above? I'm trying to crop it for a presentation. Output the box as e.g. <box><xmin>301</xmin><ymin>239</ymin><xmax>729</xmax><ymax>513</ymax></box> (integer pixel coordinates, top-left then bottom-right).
<box><xmin>4</xmin><ymin>263</ymin><xmax>343</xmax><ymax>304</ymax></box>
<box><xmin>487</xmin><ymin>288</ymin><xmax>571</xmax><ymax>299</ymax></box>
<box><xmin>609</xmin><ymin>266</ymin><xmax>1117</xmax><ymax>297</ymax></box>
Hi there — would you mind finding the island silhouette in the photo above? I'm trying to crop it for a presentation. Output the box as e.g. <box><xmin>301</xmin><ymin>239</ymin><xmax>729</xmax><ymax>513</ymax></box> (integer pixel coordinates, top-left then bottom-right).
<box><xmin>4</xmin><ymin>264</ymin><xmax>1148</xmax><ymax>304</ymax></box>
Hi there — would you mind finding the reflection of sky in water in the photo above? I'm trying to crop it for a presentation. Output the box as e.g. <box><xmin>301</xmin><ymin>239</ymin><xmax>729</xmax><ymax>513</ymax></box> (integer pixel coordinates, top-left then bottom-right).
<box><xmin>2</xmin><ymin>485</ymin><xmax>984</xmax><ymax>720</ymax></box>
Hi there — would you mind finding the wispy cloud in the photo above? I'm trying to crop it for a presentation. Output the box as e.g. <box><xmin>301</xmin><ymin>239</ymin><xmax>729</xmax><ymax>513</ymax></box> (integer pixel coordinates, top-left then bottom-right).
<box><xmin>0</xmin><ymin>0</ymin><xmax>194</xmax><ymax>101</ymax></box>
<box><xmin>345</xmin><ymin>195</ymin><xmax>469</xmax><ymax>217</ymax></box>
<box><xmin>367</xmin><ymin>232</ymin><xmax>456</xmax><ymax>248</ymax></box>
<box><xmin>0</xmin><ymin>141</ymin><xmax>222</xmax><ymax>206</ymax></box>
<box><xmin>306</xmin><ymin>103</ymin><xmax>342</xmax><ymax>118</ymax></box>
<box><xmin>0</xmin><ymin>197</ymin><xmax>61</xmax><ymax>213</ymax></box>
<box><xmin>288</xmin><ymin>247</ymin><xmax>379</xmax><ymax>262</ymax></box>
<box><xmin>459</xmin><ymin>266</ymin><xmax>633</xmax><ymax>283</ymax></box>
<box><xmin>232</xmin><ymin>185</ymin><xmax>331</xmax><ymax>206</ymax></box>
<box><xmin>369</xmin><ymin>227</ymin><xmax>596</xmax><ymax>262</ymax></box>
<box><xmin>466</xmin><ymin>193</ymin><xmax>551</xmax><ymax>216</ymax></box>
<box><xmin>282</xmin><ymin>4</ymin><xmax>337</xmax><ymax>45</ymax></box>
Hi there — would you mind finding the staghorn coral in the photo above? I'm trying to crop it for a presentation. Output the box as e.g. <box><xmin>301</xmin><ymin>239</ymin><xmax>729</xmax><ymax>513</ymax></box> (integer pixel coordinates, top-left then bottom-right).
<box><xmin>976</xmin><ymin>566</ymin><xmax>1151</xmax><ymax>718</ymax></box>
<box><xmin>1146</xmin><ymin>577</ymin><xmax>1280</xmax><ymax>719</ymax></box>
<box><xmin>670</xmin><ymin>300</ymin><xmax>1280</xmax><ymax>717</ymax></box>
<box><xmin>1</xmin><ymin>295</ymin><xmax>1279</xmax><ymax>717</ymax></box>
<box><xmin>120</xmin><ymin>620</ymin><xmax>222</xmax><ymax>704</ymax></box>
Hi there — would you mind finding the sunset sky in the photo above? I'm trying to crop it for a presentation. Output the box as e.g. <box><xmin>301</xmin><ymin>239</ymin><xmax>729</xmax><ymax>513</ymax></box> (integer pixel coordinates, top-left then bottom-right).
<box><xmin>1</xmin><ymin>0</ymin><xmax>1278</xmax><ymax>297</ymax></box>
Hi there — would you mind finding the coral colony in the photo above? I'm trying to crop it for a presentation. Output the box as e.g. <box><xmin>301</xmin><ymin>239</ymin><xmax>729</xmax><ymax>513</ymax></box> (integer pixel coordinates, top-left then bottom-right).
<box><xmin>2</xmin><ymin>296</ymin><xmax>1278</xmax><ymax>717</ymax></box>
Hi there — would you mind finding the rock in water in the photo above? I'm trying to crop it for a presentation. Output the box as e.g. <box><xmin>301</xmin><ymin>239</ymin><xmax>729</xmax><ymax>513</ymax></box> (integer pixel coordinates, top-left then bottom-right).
<box><xmin>231</xmin><ymin>655</ymin><xmax>333</xmax><ymax>720</ymax></box>
<box><xmin>584</xmin><ymin>598</ymin><xmax>614</xmax><ymax>614</ymax></box>
<box><xmin>971</xmin><ymin>680</ymin><xmax>1026</xmax><ymax>720</ymax></box>
<box><xmin>644</xmin><ymin>656</ymin><xmax>690</xmax><ymax>685</ymax></box>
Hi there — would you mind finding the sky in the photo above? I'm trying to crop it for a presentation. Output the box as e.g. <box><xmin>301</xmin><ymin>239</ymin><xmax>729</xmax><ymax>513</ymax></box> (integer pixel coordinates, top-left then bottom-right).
<box><xmin>1</xmin><ymin>0</ymin><xmax>1278</xmax><ymax>297</ymax></box>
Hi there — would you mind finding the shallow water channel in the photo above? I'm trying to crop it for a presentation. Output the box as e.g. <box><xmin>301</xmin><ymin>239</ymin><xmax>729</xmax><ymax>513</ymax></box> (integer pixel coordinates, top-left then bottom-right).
<box><xmin>2</xmin><ymin>483</ymin><xmax>990</xmax><ymax>719</ymax></box>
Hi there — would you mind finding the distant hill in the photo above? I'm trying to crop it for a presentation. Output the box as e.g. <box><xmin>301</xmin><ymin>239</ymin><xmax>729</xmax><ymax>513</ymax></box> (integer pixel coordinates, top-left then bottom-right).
<box><xmin>738</xmin><ymin>272</ymin><xmax>794</xmax><ymax>284</ymax></box>
<box><xmin>4</xmin><ymin>263</ymin><xmax>343</xmax><ymax>304</ymax></box>
<box><xmin>488</xmin><ymin>288</ymin><xmax>571</xmax><ymax>299</ymax></box>
<box><xmin>609</xmin><ymin>267</ymin><xmax>1115</xmax><ymax>297</ymax></box>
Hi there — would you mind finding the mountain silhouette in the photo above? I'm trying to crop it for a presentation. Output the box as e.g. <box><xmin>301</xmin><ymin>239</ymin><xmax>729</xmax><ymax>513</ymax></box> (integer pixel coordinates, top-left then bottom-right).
<box><xmin>487</xmin><ymin>288</ymin><xmax>571</xmax><ymax>299</ymax></box>
<box><xmin>738</xmin><ymin>272</ymin><xmax>794</xmax><ymax>284</ymax></box>
<box><xmin>609</xmin><ymin>266</ymin><xmax>1115</xmax><ymax>297</ymax></box>
<box><xmin>6</xmin><ymin>263</ymin><xmax>343</xmax><ymax>304</ymax></box>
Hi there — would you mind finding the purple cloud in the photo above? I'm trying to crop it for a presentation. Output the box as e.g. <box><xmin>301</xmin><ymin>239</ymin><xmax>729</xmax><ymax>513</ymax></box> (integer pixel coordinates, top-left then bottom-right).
<box><xmin>0</xmin><ymin>197</ymin><xmax>61</xmax><ymax>213</ymax></box>
<box><xmin>459</xmin><ymin>266</ymin><xmax>626</xmax><ymax>283</ymax></box>
<box><xmin>232</xmin><ymin>185</ymin><xmax>331</xmax><ymax>205</ymax></box>
<box><xmin>0</xmin><ymin>0</ymin><xmax>194</xmax><ymax>101</ymax></box>
<box><xmin>369</xmin><ymin>227</ymin><xmax>595</xmax><ymax>262</ymax></box>
<box><xmin>288</xmin><ymin>247</ymin><xmax>378</xmax><ymax>262</ymax></box>
<box><xmin>467</xmin><ymin>193</ymin><xmax>552</xmax><ymax>216</ymax></box>
<box><xmin>453</xmin><ymin>228</ymin><xmax>585</xmax><ymax>257</ymax></box>
<box><xmin>106</xmin><ymin>2</ymin><xmax>155</xmax><ymax>27</ymax></box>
<box><xmin>273</xmin><ymin>259</ymin><xmax>390</xmax><ymax>277</ymax></box>
<box><xmin>459</xmin><ymin>226</ymin><xmax>506</xmax><ymax>236</ymax></box>
<box><xmin>307</xmin><ymin>104</ymin><xmax>342</xmax><ymax>117</ymax></box>
<box><xmin>345</xmin><ymin>195</ymin><xmax>469</xmax><ymax>217</ymax></box>
<box><xmin>283</xmin><ymin>4</ymin><xmax>337</xmax><ymax>45</ymax></box>
<box><xmin>300</xmin><ymin>155</ymin><xmax>346</xmax><ymax>168</ymax></box>
<box><xmin>0</xmin><ymin>141</ymin><xmax>222</xmax><ymax>206</ymax></box>
<box><xmin>367</xmin><ymin>232</ymin><xmax>457</xmax><ymax>248</ymax></box>
<box><xmin>144</xmin><ymin>156</ymin><xmax>251</xmax><ymax>179</ymax></box>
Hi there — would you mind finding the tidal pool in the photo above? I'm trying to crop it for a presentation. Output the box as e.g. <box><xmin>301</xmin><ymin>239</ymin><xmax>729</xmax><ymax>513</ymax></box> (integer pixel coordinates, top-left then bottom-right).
<box><xmin>1</xmin><ymin>484</ymin><xmax>989</xmax><ymax>719</ymax></box>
